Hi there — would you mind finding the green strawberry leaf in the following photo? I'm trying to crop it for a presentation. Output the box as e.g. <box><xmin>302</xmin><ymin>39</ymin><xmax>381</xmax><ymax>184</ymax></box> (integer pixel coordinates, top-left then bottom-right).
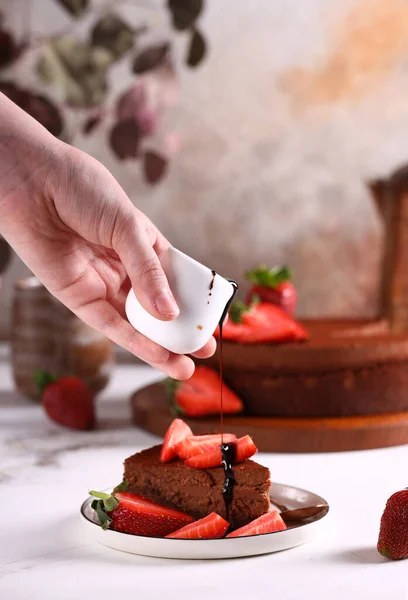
<box><xmin>163</xmin><ymin>378</ymin><xmax>184</xmax><ymax>416</ymax></box>
<box><xmin>250</xmin><ymin>294</ymin><xmax>261</xmax><ymax>307</ymax></box>
<box><xmin>171</xmin><ymin>397</ymin><xmax>184</xmax><ymax>417</ymax></box>
<box><xmin>89</xmin><ymin>485</ymin><xmax>127</xmax><ymax>529</ymax></box>
<box><xmin>245</xmin><ymin>265</ymin><xmax>292</xmax><ymax>288</ymax></box>
<box><xmin>103</xmin><ymin>496</ymin><xmax>119</xmax><ymax>512</ymax></box>
<box><xmin>228</xmin><ymin>294</ymin><xmax>260</xmax><ymax>324</ymax></box>
<box><xmin>35</xmin><ymin>370</ymin><xmax>57</xmax><ymax>396</ymax></box>
<box><xmin>229</xmin><ymin>300</ymin><xmax>250</xmax><ymax>324</ymax></box>
<box><xmin>112</xmin><ymin>480</ymin><xmax>128</xmax><ymax>494</ymax></box>
<box><xmin>89</xmin><ymin>490</ymin><xmax>111</xmax><ymax>500</ymax></box>
<box><xmin>163</xmin><ymin>377</ymin><xmax>180</xmax><ymax>398</ymax></box>
<box><xmin>90</xmin><ymin>498</ymin><xmax>112</xmax><ymax>529</ymax></box>
<box><xmin>93</xmin><ymin>499</ymin><xmax>112</xmax><ymax>530</ymax></box>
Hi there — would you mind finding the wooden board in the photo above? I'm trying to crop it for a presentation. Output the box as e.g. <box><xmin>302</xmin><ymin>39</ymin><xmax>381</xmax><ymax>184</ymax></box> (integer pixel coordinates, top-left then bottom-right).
<box><xmin>131</xmin><ymin>383</ymin><xmax>408</xmax><ymax>453</ymax></box>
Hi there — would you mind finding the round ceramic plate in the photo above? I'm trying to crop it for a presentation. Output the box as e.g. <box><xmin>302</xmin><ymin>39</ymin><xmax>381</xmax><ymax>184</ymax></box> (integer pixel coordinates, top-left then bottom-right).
<box><xmin>80</xmin><ymin>482</ymin><xmax>329</xmax><ymax>560</ymax></box>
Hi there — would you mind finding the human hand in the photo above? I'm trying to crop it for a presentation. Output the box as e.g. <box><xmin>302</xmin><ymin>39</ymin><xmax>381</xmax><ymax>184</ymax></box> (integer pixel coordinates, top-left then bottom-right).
<box><xmin>0</xmin><ymin>93</ymin><xmax>215</xmax><ymax>379</ymax></box>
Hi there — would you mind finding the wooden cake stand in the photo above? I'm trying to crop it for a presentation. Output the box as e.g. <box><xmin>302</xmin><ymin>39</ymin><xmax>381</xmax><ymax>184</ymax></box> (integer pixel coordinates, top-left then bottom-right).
<box><xmin>131</xmin><ymin>382</ymin><xmax>408</xmax><ymax>453</ymax></box>
<box><xmin>131</xmin><ymin>167</ymin><xmax>408</xmax><ymax>453</ymax></box>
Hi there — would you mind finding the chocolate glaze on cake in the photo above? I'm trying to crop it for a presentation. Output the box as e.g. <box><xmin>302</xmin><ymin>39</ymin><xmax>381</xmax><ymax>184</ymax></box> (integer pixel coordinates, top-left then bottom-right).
<box><xmin>124</xmin><ymin>445</ymin><xmax>270</xmax><ymax>529</ymax></box>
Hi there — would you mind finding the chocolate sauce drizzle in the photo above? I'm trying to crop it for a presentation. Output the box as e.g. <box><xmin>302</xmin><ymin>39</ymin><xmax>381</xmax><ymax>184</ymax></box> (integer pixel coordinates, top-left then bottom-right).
<box><xmin>208</xmin><ymin>270</ymin><xmax>216</xmax><ymax>304</ymax></box>
<box><xmin>209</xmin><ymin>270</ymin><xmax>216</xmax><ymax>290</ymax></box>
<box><xmin>207</xmin><ymin>270</ymin><xmax>238</xmax><ymax>517</ymax></box>
<box><xmin>221</xmin><ymin>442</ymin><xmax>236</xmax><ymax>515</ymax></box>
<box><xmin>217</xmin><ymin>276</ymin><xmax>238</xmax><ymax>518</ymax></box>
<box><xmin>218</xmin><ymin>279</ymin><xmax>238</xmax><ymax>441</ymax></box>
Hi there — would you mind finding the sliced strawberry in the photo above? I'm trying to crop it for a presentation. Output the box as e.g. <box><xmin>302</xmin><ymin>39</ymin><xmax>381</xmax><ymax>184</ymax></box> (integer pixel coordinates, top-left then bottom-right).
<box><xmin>185</xmin><ymin>435</ymin><xmax>257</xmax><ymax>469</ymax></box>
<box><xmin>90</xmin><ymin>489</ymin><xmax>195</xmax><ymax>537</ymax></box>
<box><xmin>216</xmin><ymin>302</ymin><xmax>307</xmax><ymax>344</ymax></box>
<box><xmin>234</xmin><ymin>435</ymin><xmax>258</xmax><ymax>461</ymax></box>
<box><xmin>176</xmin><ymin>433</ymin><xmax>237</xmax><ymax>460</ymax></box>
<box><xmin>166</xmin><ymin>366</ymin><xmax>243</xmax><ymax>417</ymax></box>
<box><xmin>226</xmin><ymin>510</ymin><xmax>287</xmax><ymax>538</ymax></box>
<box><xmin>160</xmin><ymin>418</ymin><xmax>193</xmax><ymax>462</ymax></box>
<box><xmin>166</xmin><ymin>512</ymin><xmax>229</xmax><ymax>539</ymax></box>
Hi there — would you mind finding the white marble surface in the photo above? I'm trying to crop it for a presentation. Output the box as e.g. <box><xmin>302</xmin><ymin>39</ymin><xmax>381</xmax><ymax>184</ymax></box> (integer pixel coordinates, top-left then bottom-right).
<box><xmin>0</xmin><ymin>343</ymin><xmax>407</xmax><ymax>599</ymax></box>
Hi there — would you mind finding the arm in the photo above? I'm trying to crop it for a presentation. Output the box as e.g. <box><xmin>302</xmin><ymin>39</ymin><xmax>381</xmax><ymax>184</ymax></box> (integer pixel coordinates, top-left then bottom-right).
<box><xmin>0</xmin><ymin>92</ymin><xmax>215</xmax><ymax>379</ymax></box>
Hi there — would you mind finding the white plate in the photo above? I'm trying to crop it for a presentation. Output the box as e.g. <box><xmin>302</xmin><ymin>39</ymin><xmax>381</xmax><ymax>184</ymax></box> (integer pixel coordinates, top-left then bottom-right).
<box><xmin>80</xmin><ymin>482</ymin><xmax>329</xmax><ymax>560</ymax></box>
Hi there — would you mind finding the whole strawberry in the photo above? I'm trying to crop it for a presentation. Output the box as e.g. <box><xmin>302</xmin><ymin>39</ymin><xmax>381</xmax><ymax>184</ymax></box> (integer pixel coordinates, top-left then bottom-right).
<box><xmin>245</xmin><ymin>265</ymin><xmax>297</xmax><ymax>316</ymax></box>
<box><xmin>377</xmin><ymin>489</ymin><xmax>408</xmax><ymax>560</ymax></box>
<box><xmin>89</xmin><ymin>482</ymin><xmax>194</xmax><ymax>536</ymax></box>
<box><xmin>36</xmin><ymin>370</ymin><xmax>95</xmax><ymax>430</ymax></box>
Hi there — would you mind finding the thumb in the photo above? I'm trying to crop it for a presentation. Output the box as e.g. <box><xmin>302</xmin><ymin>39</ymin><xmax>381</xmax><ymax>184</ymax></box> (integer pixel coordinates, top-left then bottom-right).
<box><xmin>115</xmin><ymin>216</ymin><xmax>179</xmax><ymax>321</ymax></box>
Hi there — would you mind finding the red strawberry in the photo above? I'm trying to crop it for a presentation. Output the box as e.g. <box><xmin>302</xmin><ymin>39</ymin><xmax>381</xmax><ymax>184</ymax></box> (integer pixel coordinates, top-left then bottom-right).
<box><xmin>36</xmin><ymin>370</ymin><xmax>94</xmax><ymax>430</ymax></box>
<box><xmin>166</xmin><ymin>512</ymin><xmax>229</xmax><ymax>539</ymax></box>
<box><xmin>215</xmin><ymin>301</ymin><xmax>307</xmax><ymax>344</ymax></box>
<box><xmin>185</xmin><ymin>435</ymin><xmax>257</xmax><ymax>468</ymax></box>
<box><xmin>90</xmin><ymin>485</ymin><xmax>194</xmax><ymax>537</ymax></box>
<box><xmin>165</xmin><ymin>366</ymin><xmax>243</xmax><ymax>417</ymax></box>
<box><xmin>245</xmin><ymin>265</ymin><xmax>297</xmax><ymax>316</ymax></box>
<box><xmin>377</xmin><ymin>489</ymin><xmax>408</xmax><ymax>559</ymax></box>
<box><xmin>160</xmin><ymin>418</ymin><xmax>193</xmax><ymax>462</ymax></box>
<box><xmin>226</xmin><ymin>510</ymin><xmax>287</xmax><ymax>538</ymax></box>
<box><xmin>176</xmin><ymin>433</ymin><xmax>237</xmax><ymax>460</ymax></box>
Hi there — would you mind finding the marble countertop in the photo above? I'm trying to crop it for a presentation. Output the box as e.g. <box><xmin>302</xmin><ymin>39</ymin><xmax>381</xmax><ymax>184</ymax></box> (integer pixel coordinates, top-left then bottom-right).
<box><xmin>0</xmin><ymin>344</ymin><xmax>407</xmax><ymax>600</ymax></box>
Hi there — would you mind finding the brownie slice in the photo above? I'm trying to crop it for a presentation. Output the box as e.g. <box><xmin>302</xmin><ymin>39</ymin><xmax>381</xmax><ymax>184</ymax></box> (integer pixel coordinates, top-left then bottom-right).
<box><xmin>124</xmin><ymin>445</ymin><xmax>271</xmax><ymax>530</ymax></box>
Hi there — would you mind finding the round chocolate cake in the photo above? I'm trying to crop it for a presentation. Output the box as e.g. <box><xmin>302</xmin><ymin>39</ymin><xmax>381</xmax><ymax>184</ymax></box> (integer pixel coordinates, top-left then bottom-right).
<box><xmin>199</xmin><ymin>166</ymin><xmax>408</xmax><ymax>420</ymax></box>
<box><xmin>203</xmin><ymin>319</ymin><xmax>408</xmax><ymax>417</ymax></box>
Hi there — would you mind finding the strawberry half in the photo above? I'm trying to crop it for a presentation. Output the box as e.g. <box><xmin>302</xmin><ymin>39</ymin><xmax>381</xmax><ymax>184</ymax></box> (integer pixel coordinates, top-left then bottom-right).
<box><xmin>245</xmin><ymin>265</ymin><xmax>297</xmax><ymax>316</ymax></box>
<box><xmin>36</xmin><ymin>370</ymin><xmax>95</xmax><ymax>431</ymax></box>
<box><xmin>176</xmin><ymin>433</ymin><xmax>237</xmax><ymax>460</ymax></box>
<box><xmin>377</xmin><ymin>489</ymin><xmax>408</xmax><ymax>559</ymax></box>
<box><xmin>165</xmin><ymin>366</ymin><xmax>243</xmax><ymax>417</ymax></box>
<box><xmin>160</xmin><ymin>418</ymin><xmax>193</xmax><ymax>462</ymax></box>
<box><xmin>166</xmin><ymin>512</ymin><xmax>229</xmax><ymax>539</ymax></box>
<box><xmin>216</xmin><ymin>300</ymin><xmax>307</xmax><ymax>344</ymax></box>
<box><xmin>185</xmin><ymin>435</ymin><xmax>257</xmax><ymax>468</ymax></box>
<box><xmin>90</xmin><ymin>484</ymin><xmax>194</xmax><ymax>537</ymax></box>
<box><xmin>226</xmin><ymin>510</ymin><xmax>287</xmax><ymax>538</ymax></box>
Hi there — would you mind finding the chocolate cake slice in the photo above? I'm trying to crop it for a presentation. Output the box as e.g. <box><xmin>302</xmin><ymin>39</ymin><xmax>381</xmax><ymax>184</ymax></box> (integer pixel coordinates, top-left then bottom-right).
<box><xmin>124</xmin><ymin>445</ymin><xmax>271</xmax><ymax>529</ymax></box>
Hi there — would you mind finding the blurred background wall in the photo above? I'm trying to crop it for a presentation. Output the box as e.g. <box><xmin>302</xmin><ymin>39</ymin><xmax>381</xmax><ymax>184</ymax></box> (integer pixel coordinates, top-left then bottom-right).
<box><xmin>4</xmin><ymin>0</ymin><xmax>408</xmax><ymax>338</ymax></box>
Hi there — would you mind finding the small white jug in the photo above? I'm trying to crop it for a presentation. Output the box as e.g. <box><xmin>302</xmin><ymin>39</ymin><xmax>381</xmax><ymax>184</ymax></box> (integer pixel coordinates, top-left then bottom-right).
<box><xmin>125</xmin><ymin>247</ymin><xmax>237</xmax><ymax>355</ymax></box>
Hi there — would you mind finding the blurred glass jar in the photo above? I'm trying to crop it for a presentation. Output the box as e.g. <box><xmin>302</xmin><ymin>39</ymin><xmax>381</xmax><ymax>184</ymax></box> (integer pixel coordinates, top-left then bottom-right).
<box><xmin>11</xmin><ymin>277</ymin><xmax>114</xmax><ymax>400</ymax></box>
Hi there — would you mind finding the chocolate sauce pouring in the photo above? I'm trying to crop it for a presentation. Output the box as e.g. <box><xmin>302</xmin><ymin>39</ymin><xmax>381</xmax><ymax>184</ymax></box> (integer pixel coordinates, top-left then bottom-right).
<box><xmin>216</xmin><ymin>277</ymin><xmax>238</xmax><ymax>518</ymax></box>
<box><xmin>217</xmin><ymin>279</ymin><xmax>238</xmax><ymax>437</ymax></box>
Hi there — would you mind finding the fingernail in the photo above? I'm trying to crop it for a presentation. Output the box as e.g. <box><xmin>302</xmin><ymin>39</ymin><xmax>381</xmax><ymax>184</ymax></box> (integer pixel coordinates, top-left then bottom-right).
<box><xmin>155</xmin><ymin>291</ymin><xmax>179</xmax><ymax>317</ymax></box>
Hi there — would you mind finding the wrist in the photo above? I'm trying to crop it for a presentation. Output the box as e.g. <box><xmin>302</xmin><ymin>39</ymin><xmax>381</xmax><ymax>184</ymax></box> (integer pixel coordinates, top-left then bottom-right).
<box><xmin>0</xmin><ymin>93</ymin><xmax>64</xmax><ymax>221</ymax></box>
<box><xmin>0</xmin><ymin>135</ymin><xmax>63</xmax><ymax>222</ymax></box>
